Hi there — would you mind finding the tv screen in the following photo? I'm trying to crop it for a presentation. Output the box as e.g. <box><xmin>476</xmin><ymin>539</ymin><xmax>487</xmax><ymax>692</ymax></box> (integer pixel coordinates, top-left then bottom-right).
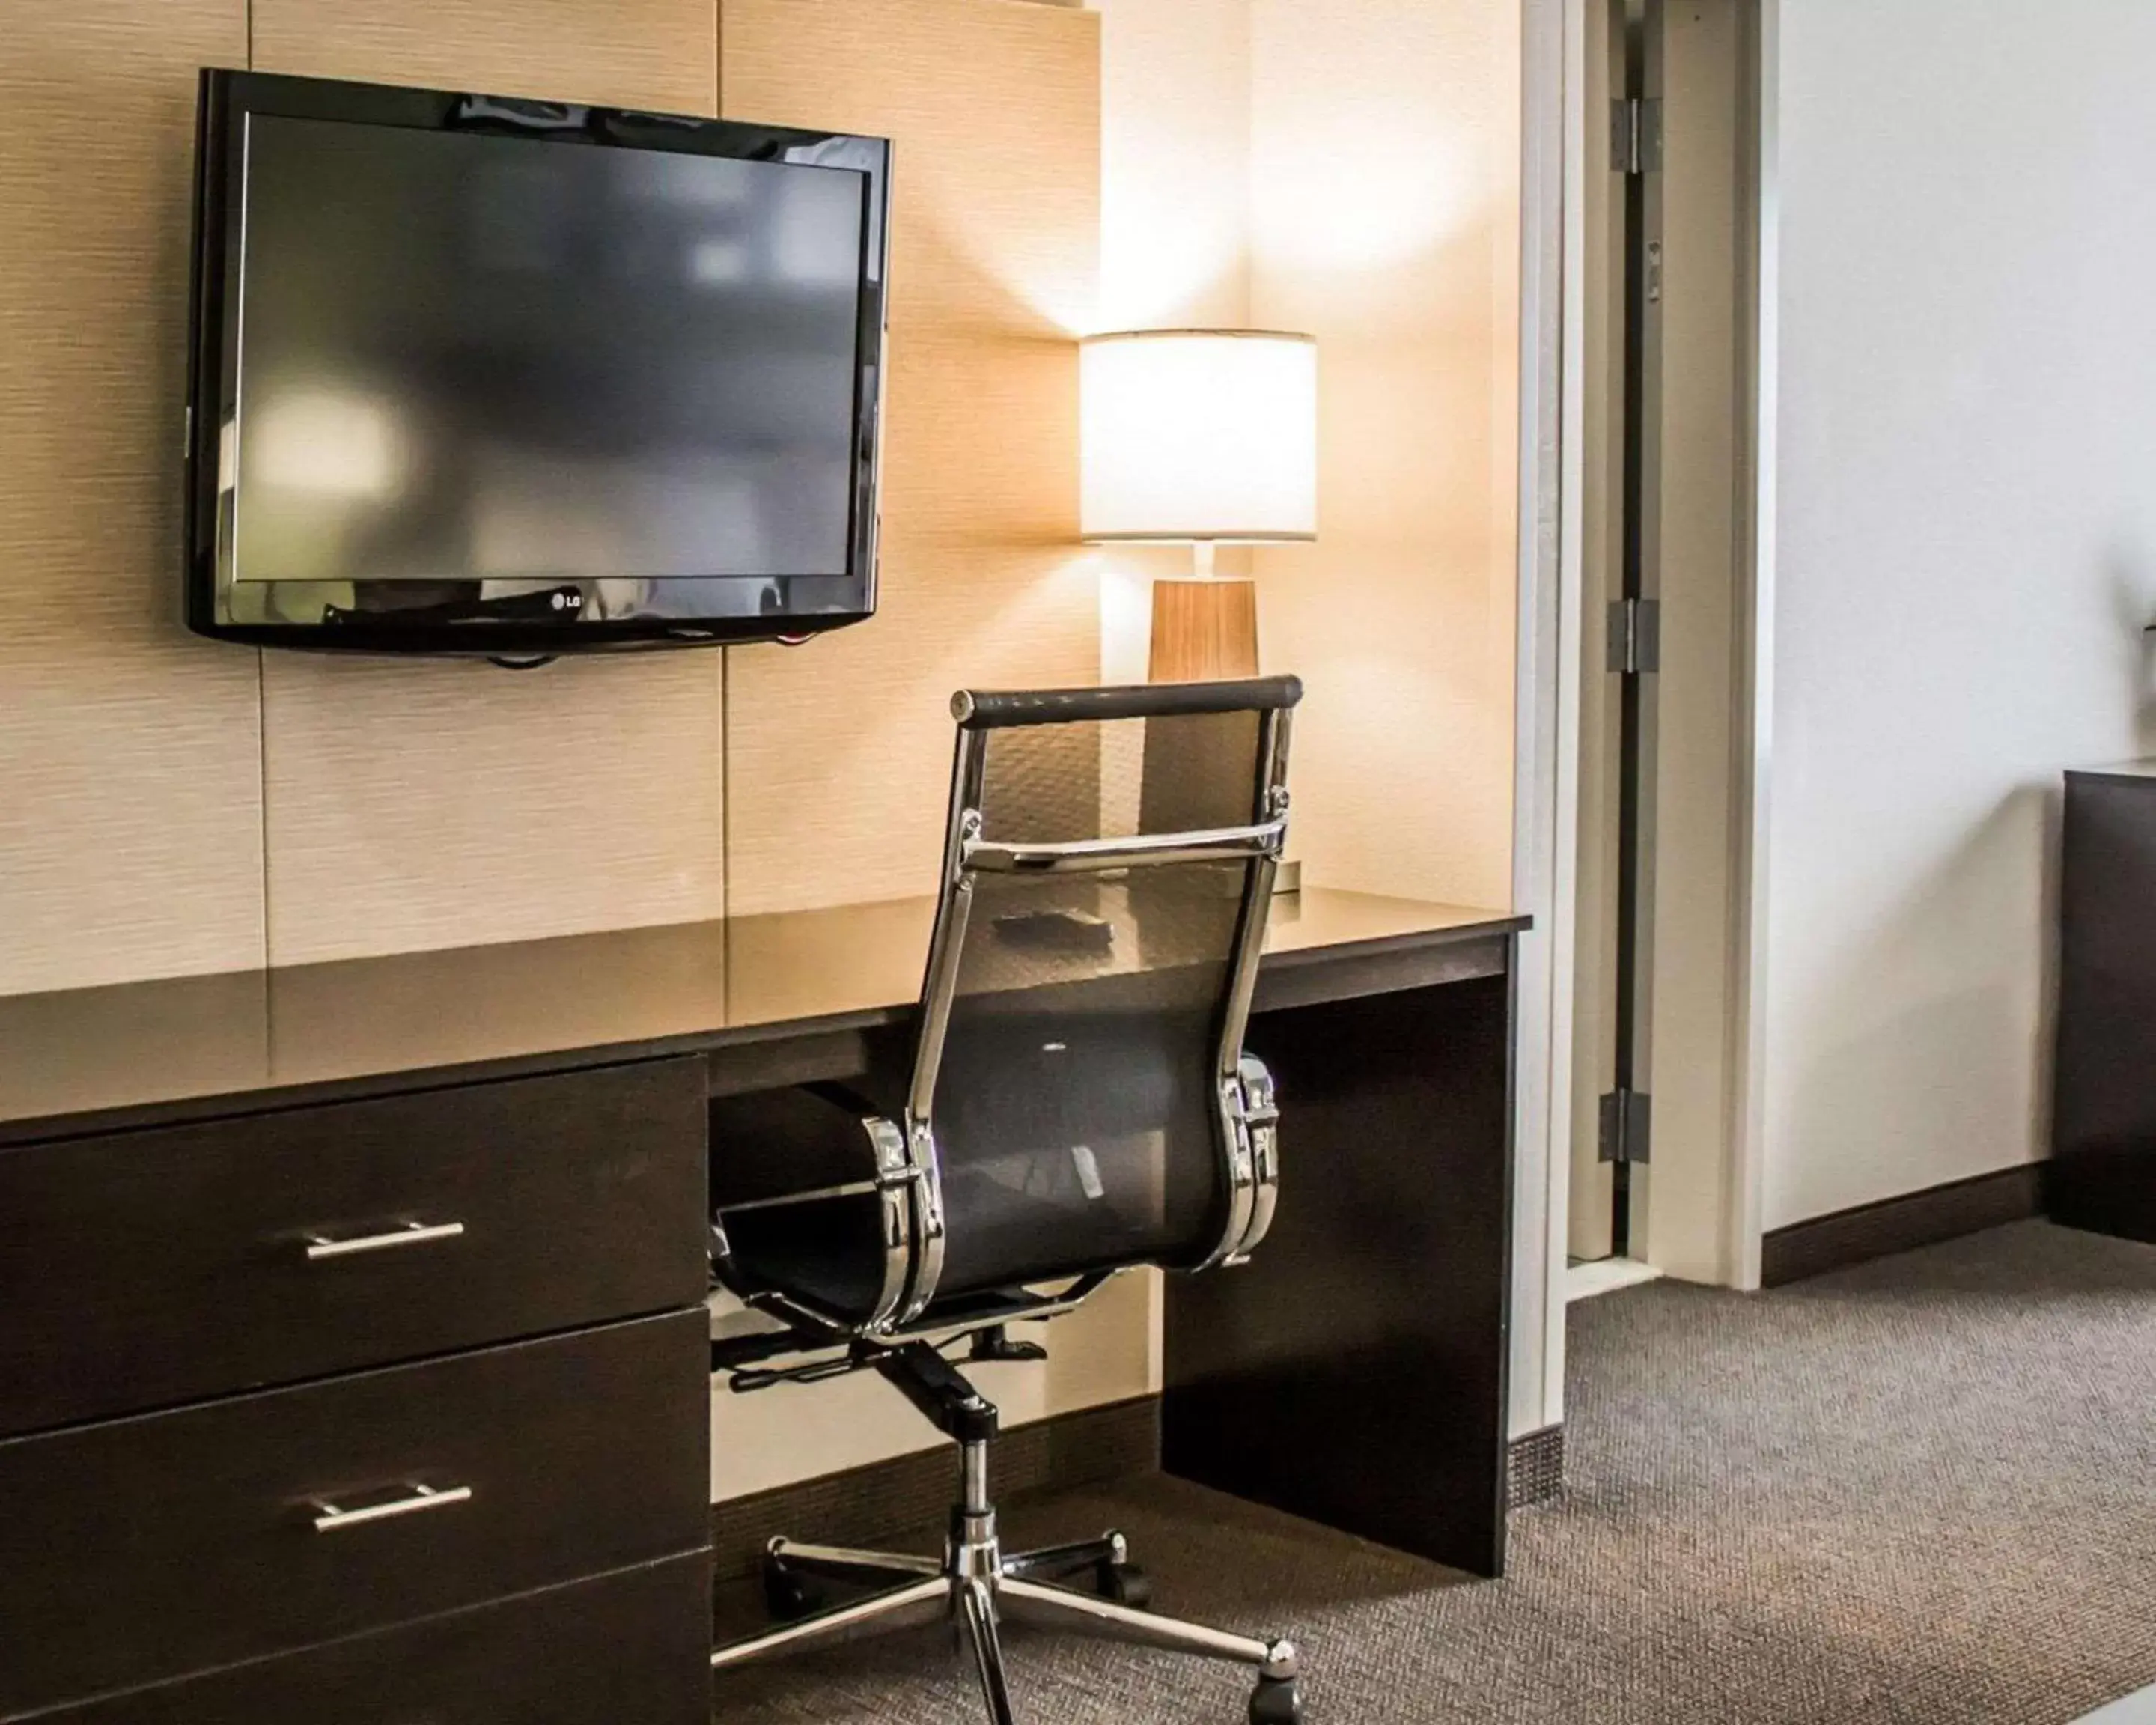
<box><xmin>186</xmin><ymin>71</ymin><xmax>892</xmax><ymax>655</ymax></box>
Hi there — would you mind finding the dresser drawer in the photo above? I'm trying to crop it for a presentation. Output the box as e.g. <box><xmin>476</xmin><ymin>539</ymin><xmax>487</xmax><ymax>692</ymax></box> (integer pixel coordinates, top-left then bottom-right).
<box><xmin>0</xmin><ymin>1312</ymin><xmax>710</xmax><ymax>1718</ymax></box>
<box><xmin>0</xmin><ymin>1059</ymin><xmax>707</xmax><ymax>1437</ymax></box>
<box><xmin>22</xmin><ymin>1555</ymin><xmax>711</xmax><ymax>1725</ymax></box>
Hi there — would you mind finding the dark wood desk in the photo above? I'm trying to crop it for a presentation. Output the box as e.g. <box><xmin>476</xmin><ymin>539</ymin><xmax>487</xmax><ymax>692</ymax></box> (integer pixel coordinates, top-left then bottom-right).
<box><xmin>0</xmin><ymin>888</ymin><xmax>1523</xmax><ymax>1723</ymax></box>
<box><xmin>0</xmin><ymin>887</ymin><xmax>1520</xmax><ymax>1142</ymax></box>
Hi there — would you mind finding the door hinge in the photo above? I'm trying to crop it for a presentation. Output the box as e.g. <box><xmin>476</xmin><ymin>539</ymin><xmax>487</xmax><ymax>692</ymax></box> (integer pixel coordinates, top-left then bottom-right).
<box><xmin>1598</xmin><ymin>1089</ymin><xmax>1652</xmax><ymax>1165</ymax></box>
<box><xmin>1611</xmin><ymin>98</ymin><xmax>1663</xmax><ymax>175</ymax></box>
<box><xmin>1607</xmin><ymin>597</ymin><xmax>1660</xmax><ymax>675</ymax></box>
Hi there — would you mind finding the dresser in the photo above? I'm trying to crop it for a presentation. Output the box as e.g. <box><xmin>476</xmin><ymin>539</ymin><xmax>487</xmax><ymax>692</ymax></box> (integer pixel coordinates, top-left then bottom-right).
<box><xmin>0</xmin><ymin>1057</ymin><xmax>714</xmax><ymax>1723</ymax></box>
<box><xmin>2053</xmin><ymin>764</ymin><xmax>2156</xmax><ymax>1244</ymax></box>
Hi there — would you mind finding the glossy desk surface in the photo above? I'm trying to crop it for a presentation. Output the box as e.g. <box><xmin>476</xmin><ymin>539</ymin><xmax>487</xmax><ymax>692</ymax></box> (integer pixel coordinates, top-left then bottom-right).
<box><xmin>0</xmin><ymin>888</ymin><xmax>1524</xmax><ymax>1141</ymax></box>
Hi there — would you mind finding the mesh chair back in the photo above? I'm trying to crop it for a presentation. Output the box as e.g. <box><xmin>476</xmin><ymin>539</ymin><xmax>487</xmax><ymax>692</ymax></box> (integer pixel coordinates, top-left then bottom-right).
<box><xmin>898</xmin><ymin>677</ymin><xmax>1300</xmax><ymax>1319</ymax></box>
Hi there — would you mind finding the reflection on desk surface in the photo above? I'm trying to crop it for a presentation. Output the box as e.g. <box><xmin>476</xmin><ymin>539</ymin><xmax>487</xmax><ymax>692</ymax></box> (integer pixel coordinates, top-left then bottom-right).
<box><xmin>0</xmin><ymin>887</ymin><xmax>1523</xmax><ymax>1134</ymax></box>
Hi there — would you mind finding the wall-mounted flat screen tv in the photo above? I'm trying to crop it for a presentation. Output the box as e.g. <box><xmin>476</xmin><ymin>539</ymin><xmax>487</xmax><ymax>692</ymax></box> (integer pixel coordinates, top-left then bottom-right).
<box><xmin>186</xmin><ymin>70</ymin><xmax>892</xmax><ymax>656</ymax></box>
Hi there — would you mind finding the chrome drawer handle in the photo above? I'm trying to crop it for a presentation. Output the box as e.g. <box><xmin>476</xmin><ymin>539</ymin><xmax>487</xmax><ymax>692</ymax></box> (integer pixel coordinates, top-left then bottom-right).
<box><xmin>304</xmin><ymin>1220</ymin><xmax>466</xmax><ymax>1262</ymax></box>
<box><xmin>311</xmin><ymin>1482</ymin><xmax>474</xmax><ymax>1533</ymax></box>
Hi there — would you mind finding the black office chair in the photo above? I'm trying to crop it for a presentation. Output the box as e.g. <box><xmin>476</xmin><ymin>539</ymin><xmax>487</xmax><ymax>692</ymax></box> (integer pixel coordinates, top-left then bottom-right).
<box><xmin>707</xmin><ymin>675</ymin><xmax>1305</xmax><ymax>1725</ymax></box>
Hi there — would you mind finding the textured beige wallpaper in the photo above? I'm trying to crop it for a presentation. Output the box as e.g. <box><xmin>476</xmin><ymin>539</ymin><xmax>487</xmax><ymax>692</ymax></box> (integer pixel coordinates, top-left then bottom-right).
<box><xmin>1248</xmin><ymin>0</ymin><xmax>1521</xmax><ymax>912</ymax></box>
<box><xmin>247</xmin><ymin>0</ymin><xmax>730</xmax><ymax>967</ymax></box>
<box><xmin>719</xmin><ymin>0</ymin><xmax>1102</xmax><ymax>916</ymax></box>
<box><xmin>0</xmin><ymin>0</ymin><xmax>269</xmax><ymax>997</ymax></box>
<box><xmin>0</xmin><ymin>0</ymin><xmax>1106</xmax><ymax>987</ymax></box>
<box><xmin>0</xmin><ymin>0</ymin><xmax>1518</xmax><ymax>996</ymax></box>
<box><xmin>249</xmin><ymin>0</ymin><xmax>718</xmax><ymax>112</ymax></box>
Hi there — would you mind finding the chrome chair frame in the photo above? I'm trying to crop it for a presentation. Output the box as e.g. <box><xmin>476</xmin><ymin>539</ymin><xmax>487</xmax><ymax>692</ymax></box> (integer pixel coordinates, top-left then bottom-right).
<box><xmin>710</xmin><ymin>1430</ymin><xmax>1300</xmax><ymax>1725</ymax></box>
<box><xmin>708</xmin><ymin>678</ymin><xmax>1305</xmax><ymax>1725</ymax></box>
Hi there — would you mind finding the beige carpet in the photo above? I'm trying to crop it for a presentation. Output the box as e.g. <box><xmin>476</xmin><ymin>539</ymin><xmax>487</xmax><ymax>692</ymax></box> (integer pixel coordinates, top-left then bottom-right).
<box><xmin>713</xmin><ymin>1220</ymin><xmax>2156</xmax><ymax>1723</ymax></box>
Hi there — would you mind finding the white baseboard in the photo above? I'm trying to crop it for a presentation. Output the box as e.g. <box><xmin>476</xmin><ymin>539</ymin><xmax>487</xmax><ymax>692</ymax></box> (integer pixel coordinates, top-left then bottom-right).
<box><xmin>1564</xmin><ymin>1256</ymin><xmax>1663</xmax><ymax>1303</ymax></box>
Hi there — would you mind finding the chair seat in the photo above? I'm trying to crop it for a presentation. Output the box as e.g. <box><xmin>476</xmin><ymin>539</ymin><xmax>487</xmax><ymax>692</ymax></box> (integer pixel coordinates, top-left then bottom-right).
<box><xmin>710</xmin><ymin>1083</ymin><xmax>1214</xmax><ymax>1324</ymax></box>
<box><xmin>721</xmin><ymin>1190</ymin><xmax>897</xmax><ymax>1323</ymax></box>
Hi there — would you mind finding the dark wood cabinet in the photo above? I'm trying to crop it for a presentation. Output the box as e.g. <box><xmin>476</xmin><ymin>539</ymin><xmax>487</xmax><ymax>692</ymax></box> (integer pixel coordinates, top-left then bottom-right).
<box><xmin>2053</xmin><ymin>767</ymin><xmax>2156</xmax><ymax>1243</ymax></box>
<box><xmin>0</xmin><ymin>1060</ymin><xmax>709</xmax><ymax>1438</ymax></box>
<box><xmin>0</xmin><ymin>1059</ymin><xmax>713</xmax><ymax>1724</ymax></box>
<box><xmin>30</xmin><ymin>1556</ymin><xmax>713</xmax><ymax>1725</ymax></box>
<box><xmin>0</xmin><ymin>1315</ymin><xmax>709</xmax><ymax>1717</ymax></box>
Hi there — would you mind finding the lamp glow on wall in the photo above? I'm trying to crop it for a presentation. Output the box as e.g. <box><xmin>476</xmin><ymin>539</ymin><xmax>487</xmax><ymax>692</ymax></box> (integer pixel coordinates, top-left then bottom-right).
<box><xmin>1079</xmin><ymin>329</ymin><xmax>1318</xmax><ymax>682</ymax></box>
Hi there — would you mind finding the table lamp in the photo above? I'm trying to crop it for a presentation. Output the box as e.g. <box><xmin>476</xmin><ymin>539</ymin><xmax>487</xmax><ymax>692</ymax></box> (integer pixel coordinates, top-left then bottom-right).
<box><xmin>1080</xmin><ymin>329</ymin><xmax>1318</xmax><ymax>682</ymax></box>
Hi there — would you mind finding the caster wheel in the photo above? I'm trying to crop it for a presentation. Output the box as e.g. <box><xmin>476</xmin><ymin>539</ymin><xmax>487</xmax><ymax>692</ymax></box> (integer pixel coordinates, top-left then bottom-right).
<box><xmin>1091</xmin><ymin>1560</ymin><xmax>1152</xmax><ymax>1609</ymax></box>
<box><xmin>1249</xmin><ymin>1676</ymin><xmax>1304</xmax><ymax>1725</ymax></box>
<box><xmin>761</xmin><ymin>1554</ymin><xmax>823</xmax><ymax>1623</ymax></box>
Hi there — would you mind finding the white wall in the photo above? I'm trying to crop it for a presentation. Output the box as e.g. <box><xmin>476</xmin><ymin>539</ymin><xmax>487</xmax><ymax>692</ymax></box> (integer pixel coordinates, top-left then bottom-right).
<box><xmin>1761</xmin><ymin>0</ymin><xmax>2156</xmax><ymax>1228</ymax></box>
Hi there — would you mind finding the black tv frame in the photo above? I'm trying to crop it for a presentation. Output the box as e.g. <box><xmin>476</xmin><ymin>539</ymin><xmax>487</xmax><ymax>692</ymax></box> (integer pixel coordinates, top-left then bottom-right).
<box><xmin>185</xmin><ymin>68</ymin><xmax>892</xmax><ymax>657</ymax></box>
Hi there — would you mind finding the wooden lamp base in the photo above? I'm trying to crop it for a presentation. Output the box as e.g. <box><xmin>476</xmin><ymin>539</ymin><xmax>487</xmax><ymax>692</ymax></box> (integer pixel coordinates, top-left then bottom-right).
<box><xmin>1148</xmin><ymin>577</ymin><xmax>1259</xmax><ymax>684</ymax></box>
<box><xmin>1140</xmin><ymin>571</ymin><xmax>1297</xmax><ymax>893</ymax></box>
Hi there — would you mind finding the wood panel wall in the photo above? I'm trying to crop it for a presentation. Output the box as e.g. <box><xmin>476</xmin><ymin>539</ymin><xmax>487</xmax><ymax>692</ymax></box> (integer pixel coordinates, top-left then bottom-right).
<box><xmin>3</xmin><ymin>0</ymin><xmax>1105</xmax><ymax>992</ymax></box>
<box><xmin>0</xmin><ymin>0</ymin><xmax>267</xmax><ymax>995</ymax></box>
<box><xmin>719</xmin><ymin>0</ymin><xmax>1101</xmax><ymax>916</ymax></box>
<box><xmin>248</xmin><ymin>0</ymin><xmax>728</xmax><ymax>967</ymax></box>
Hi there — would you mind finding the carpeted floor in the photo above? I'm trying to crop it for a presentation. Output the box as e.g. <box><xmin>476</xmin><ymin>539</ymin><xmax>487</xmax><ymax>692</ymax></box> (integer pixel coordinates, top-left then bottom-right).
<box><xmin>711</xmin><ymin>1220</ymin><xmax>2156</xmax><ymax>1723</ymax></box>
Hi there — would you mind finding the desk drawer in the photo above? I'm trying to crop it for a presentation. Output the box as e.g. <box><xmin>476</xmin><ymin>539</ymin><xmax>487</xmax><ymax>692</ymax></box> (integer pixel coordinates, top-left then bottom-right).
<box><xmin>25</xmin><ymin>1556</ymin><xmax>712</xmax><ymax>1725</ymax></box>
<box><xmin>0</xmin><ymin>1059</ymin><xmax>707</xmax><ymax>1436</ymax></box>
<box><xmin>0</xmin><ymin>1312</ymin><xmax>710</xmax><ymax>1718</ymax></box>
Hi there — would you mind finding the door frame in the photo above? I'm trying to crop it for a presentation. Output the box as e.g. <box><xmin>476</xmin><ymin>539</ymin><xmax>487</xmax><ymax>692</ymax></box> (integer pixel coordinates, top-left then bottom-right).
<box><xmin>1508</xmin><ymin>0</ymin><xmax>1574</xmax><ymax>1441</ymax></box>
<box><xmin>1510</xmin><ymin>0</ymin><xmax>1779</xmax><ymax>1428</ymax></box>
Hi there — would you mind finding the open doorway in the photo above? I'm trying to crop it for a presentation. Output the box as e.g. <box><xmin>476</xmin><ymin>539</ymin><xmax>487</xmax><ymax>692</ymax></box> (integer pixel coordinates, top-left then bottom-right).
<box><xmin>1567</xmin><ymin>0</ymin><xmax>1761</xmax><ymax>1295</ymax></box>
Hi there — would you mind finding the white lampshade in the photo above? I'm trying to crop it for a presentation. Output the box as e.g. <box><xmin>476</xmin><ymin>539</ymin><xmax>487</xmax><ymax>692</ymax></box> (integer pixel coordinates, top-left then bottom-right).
<box><xmin>1080</xmin><ymin>329</ymin><xmax>1318</xmax><ymax>544</ymax></box>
